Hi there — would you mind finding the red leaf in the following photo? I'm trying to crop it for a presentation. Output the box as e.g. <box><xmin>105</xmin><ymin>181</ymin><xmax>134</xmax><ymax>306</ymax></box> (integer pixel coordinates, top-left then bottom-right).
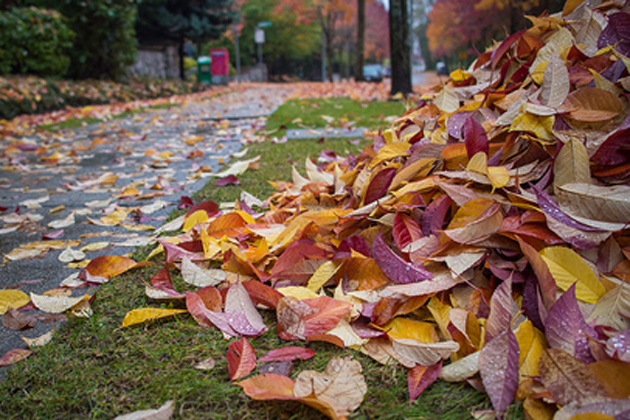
<box><xmin>364</xmin><ymin>167</ymin><xmax>397</xmax><ymax>205</ymax></box>
<box><xmin>491</xmin><ymin>29</ymin><xmax>525</xmax><ymax>68</ymax></box>
<box><xmin>185</xmin><ymin>200</ymin><xmax>219</xmax><ymax>218</ymax></box>
<box><xmin>408</xmin><ymin>361</ymin><xmax>442</xmax><ymax>404</ymax></box>
<box><xmin>393</xmin><ymin>212</ymin><xmax>423</xmax><ymax>251</ymax></box>
<box><xmin>371</xmin><ymin>234</ymin><xmax>432</xmax><ymax>284</ymax></box>
<box><xmin>463</xmin><ymin>116</ymin><xmax>489</xmax><ymax>159</ymax></box>
<box><xmin>258</xmin><ymin>347</ymin><xmax>316</xmax><ymax>363</ymax></box>
<box><xmin>242</xmin><ymin>280</ymin><xmax>283</xmax><ymax>310</ymax></box>
<box><xmin>277</xmin><ymin>296</ymin><xmax>352</xmax><ymax>341</ymax></box>
<box><xmin>177</xmin><ymin>196</ymin><xmax>194</xmax><ymax>209</ymax></box>
<box><xmin>227</xmin><ymin>337</ymin><xmax>257</xmax><ymax>381</ymax></box>
<box><xmin>214</xmin><ymin>175</ymin><xmax>240</xmax><ymax>186</ymax></box>
<box><xmin>150</xmin><ymin>266</ymin><xmax>184</xmax><ymax>298</ymax></box>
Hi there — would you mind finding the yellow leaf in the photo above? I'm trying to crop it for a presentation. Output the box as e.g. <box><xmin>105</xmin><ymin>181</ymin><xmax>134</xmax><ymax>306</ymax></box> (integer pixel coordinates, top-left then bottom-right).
<box><xmin>158</xmin><ymin>151</ymin><xmax>174</xmax><ymax>159</ymax></box>
<box><xmin>487</xmin><ymin>166</ymin><xmax>510</xmax><ymax>190</ymax></box>
<box><xmin>466</xmin><ymin>152</ymin><xmax>487</xmax><ymax>174</ymax></box>
<box><xmin>539</xmin><ymin>246</ymin><xmax>606</xmax><ymax>303</ymax></box>
<box><xmin>277</xmin><ymin>286</ymin><xmax>319</xmax><ymax>300</ymax></box>
<box><xmin>427</xmin><ymin>297</ymin><xmax>452</xmax><ymax>339</ymax></box>
<box><xmin>120</xmin><ymin>308</ymin><xmax>187</xmax><ymax>328</ymax></box>
<box><xmin>119</xmin><ymin>186</ymin><xmax>140</xmax><ymax>197</ymax></box>
<box><xmin>450</xmin><ymin>69</ymin><xmax>473</xmax><ymax>82</ymax></box>
<box><xmin>385</xmin><ymin>317</ymin><xmax>439</xmax><ymax>343</ymax></box>
<box><xmin>0</xmin><ymin>290</ymin><xmax>30</xmax><ymax>315</ymax></box>
<box><xmin>515</xmin><ymin>320</ymin><xmax>548</xmax><ymax>381</ymax></box>
<box><xmin>368</xmin><ymin>142</ymin><xmax>411</xmax><ymax>169</ymax></box>
<box><xmin>510</xmin><ymin>113</ymin><xmax>555</xmax><ymax>142</ymax></box>
<box><xmin>183</xmin><ymin>210</ymin><xmax>209</xmax><ymax>232</ymax></box>
<box><xmin>307</xmin><ymin>260</ymin><xmax>342</xmax><ymax>292</ymax></box>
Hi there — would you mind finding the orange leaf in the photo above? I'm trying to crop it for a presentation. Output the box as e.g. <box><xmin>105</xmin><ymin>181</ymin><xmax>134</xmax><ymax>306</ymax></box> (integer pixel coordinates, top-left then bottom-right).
<box><xmin>237</xmin><ymin>373</ymin><xmax>297</xmax><ymax>400</ymax></box>
<box><xmin>84</xmin><ymin>255</ymin><xmax>137</xmax><ymax>280</ymax></box>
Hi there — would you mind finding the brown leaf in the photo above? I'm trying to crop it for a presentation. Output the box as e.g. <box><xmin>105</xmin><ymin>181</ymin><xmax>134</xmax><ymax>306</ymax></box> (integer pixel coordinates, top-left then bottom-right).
<box><xmin>2</xmin><ymin>307</ymin><xmax>38</xmax><ymax>330</ymax></box>
<box><xmin>538</xmin><ymin>348</ymin><xmax>608</xmax><ymax>406</ymax></box>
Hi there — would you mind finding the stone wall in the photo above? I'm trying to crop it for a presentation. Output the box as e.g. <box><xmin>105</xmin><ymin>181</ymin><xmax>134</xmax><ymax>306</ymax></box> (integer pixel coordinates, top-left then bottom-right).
<box><xmin>128</xmin><ymin>45</ymin><xmax>179</xmax><ymax>79</ymax></box>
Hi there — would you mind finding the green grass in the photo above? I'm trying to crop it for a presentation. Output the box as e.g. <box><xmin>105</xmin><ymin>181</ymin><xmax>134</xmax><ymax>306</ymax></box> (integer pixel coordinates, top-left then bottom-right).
<box><xmin>37</xmin><ymin>103</ymin><xmax>181</xmax><ymax>132</ymax></box>
<box><xmin>264</xmin><ymin>97</ymin><xmax>405</xmax><ymax>138</ymax></box>
<box><xmin>0</xmin><ymin>97</ymin><xmax>524</xmax><ymax>419</ymax></box>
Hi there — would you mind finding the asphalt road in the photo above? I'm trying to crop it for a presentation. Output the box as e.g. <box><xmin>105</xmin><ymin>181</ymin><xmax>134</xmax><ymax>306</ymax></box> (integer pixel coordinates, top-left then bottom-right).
<box><xmin>0</xmin><ymin>84</ymin><xmax>296</xmax><ymax>379</ymax></box>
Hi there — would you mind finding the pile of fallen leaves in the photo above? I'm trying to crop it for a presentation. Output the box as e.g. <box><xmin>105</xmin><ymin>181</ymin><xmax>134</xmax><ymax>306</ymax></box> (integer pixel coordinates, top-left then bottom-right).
<box><xmin>2</xmin><ymin>1</ymin><xmax>630</xmax><ymax>418</ymax></box>
<box><xmin>0</xmin><ymin>75</ymin><xmax>212</xmax><ymax>120</ymax></box>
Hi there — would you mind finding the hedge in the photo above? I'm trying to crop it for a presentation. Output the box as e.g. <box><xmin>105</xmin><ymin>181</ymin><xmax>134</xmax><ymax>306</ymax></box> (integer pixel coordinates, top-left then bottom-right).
<box><xmin>0</xmin><ymin>76</ymin><xmax>210</xmax><ymax>120</ymax></box>
<box><xmin>0</xmin><ymin>7</ymin><xmax>74</xmax><ymax>77</ymax></box>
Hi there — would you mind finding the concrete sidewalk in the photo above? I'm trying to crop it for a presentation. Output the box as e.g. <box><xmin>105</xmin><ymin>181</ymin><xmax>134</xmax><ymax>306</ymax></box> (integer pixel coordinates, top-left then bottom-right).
<box><xmin>0</xmin><ymin>84</ymin><xmax>296</xmax><ymax>377</ymax></box>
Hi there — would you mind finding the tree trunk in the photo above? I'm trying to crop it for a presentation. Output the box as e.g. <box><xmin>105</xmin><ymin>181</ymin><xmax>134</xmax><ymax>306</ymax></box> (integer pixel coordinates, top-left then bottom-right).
<box><xmin>354</xmin><ymin>0</ymin><xmax>365</xmax><ymax>81</ymax></box>
<box><xmin>389</xmin><ymin>0</ymin><xmax>412</xmax><ymax>95</ymax></box>
<box><xmin>179</xmin><ymin>38</ymin><xmax>186</xmax><ymax>81</ymax></box>
<box><xmin>326</xmin><ymin>29</ymin><xmax>334</xmax><ymax>82</ymax></box>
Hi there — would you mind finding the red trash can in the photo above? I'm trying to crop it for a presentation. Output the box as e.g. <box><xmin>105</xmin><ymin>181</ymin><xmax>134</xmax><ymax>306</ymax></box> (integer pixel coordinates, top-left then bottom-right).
<box><xmin>210</xmin><ymin>47</ymin><xmax>230</xmax><ymax>85</ymax></box>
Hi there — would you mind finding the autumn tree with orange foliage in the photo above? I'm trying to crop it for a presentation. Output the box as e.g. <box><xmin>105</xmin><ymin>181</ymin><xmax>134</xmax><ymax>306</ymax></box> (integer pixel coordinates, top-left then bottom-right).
<box><xmin>426</xmin><ymin>0</ymin><xmax>564</xmax><ymax>64</ymax></box>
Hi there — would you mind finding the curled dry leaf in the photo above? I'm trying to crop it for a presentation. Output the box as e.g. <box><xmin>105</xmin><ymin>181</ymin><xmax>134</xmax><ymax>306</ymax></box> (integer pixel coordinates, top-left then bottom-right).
<box><xmin>30</xmin><ymin>292</ymin><xmax>88</xmax><ymax>314</ymax></box>
<box><xmin>0</xmin><ymin>348</ymin><xmax>32</xmax><ymax>367</ymax></box>
<box><xmin>113</xmin><ymin>400</ymin><xmax>174</xmax><ymax>420</ymax></box>
<box><xmin>293</xmin><ymin>357</ymin><xmax>367</xmax><ymax>419</ymax></box>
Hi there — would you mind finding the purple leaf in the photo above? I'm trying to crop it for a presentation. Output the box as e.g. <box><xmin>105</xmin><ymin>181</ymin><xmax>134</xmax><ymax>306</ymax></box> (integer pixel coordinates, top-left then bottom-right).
<box><xmin>421</xmin><ymin>195</ymin><xmax>452</xmax><ymax>236</ymax></box>
<box><xmin>185</xmin><ymin>291</ymin><xmax>238</xmax><ymax>337</ymax></box>
<box><xmin>463</xmin><ymin>116</ymin><xmax>489</xmax><ymax>159</ymax></box>
<box><xmin>591</xmin><ymin>127</ymin><xmax>630</xmax><ymax>166</ymax></box>
<box><xmin>364</xmin><ymin>167</ymin><xmax>397</xmax><ymax>205</ymax></box>
<box><xmin>224</xmin><ymin>281</ymin><xmax>266</xmax><ymax>336</ymax></box>
<box><xmin>371</xmin><ymin>234</ymin><xmax>432</xmax><ymax>283</ymax></box>
<box><xmin>606</xmin><ymin>327</ymin><xmax>630</xmax><ymax>362</ymax></box>
<box><xmin>447</xmin><ymin>111</ymin><xmax>474</xmax><ymax>140</ymax></box>
<box><xmin>545</xmin><ymin>284</ymin><xmax>596</xmax><ymax>363</ymax></box>
<box><xmin>479</xmin><ymin>329</ymin><xmax>520</xmax><ymax>415</ymax></box>
<box><xmin>597</xmin><ymin>12</ymin><xmax>630</xmax><ymax>57</ymax></box>
<box><xmin>532</xmin><ymin>186</ymin><xmax>602</xmax><ymax>232</ymax></box>
<box><xmin>214</xmin><ymin>175</ymin><xmax>240</xmax><ymax>186</ymax></box>
<box><xmin>334</xmin><ymin>235</ymin><xmax>371</xmax><ymax>259</ymax></box>
<box><xmin>485</xmin><ymin>277</ymin><xmax>519</xmax><ymax>343</ymax></box>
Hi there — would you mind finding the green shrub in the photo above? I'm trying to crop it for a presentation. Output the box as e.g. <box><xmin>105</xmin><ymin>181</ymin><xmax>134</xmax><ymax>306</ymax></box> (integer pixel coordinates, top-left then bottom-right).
<box><xmin>0</xmin><ymin>7</ymin><xmax>74</xmax><ymax>77</ymax></box>
<box><xmin>37</xmin><ymin>0</ymin><xmax>138</xmax><ymax>81</ymax></box>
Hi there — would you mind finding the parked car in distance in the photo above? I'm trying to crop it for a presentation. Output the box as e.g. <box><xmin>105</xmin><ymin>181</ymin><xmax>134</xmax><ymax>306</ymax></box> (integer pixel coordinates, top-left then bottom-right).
<box><xmin>363</xmin><ymin>64</ymin><xmax>383</xmax><ymax>82</ymax></box>
<box><xmin>436</xmin><ymin>61</ymin><xmax>449</xmax><ymax>76</ymax></box>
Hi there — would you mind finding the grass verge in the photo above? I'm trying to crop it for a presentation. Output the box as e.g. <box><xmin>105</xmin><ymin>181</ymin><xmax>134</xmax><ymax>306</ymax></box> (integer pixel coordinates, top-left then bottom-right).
<box><xmin>0</xmin><ymin>97</ymin><xmax>523</xmax><ymax>419</ymax></box>
<box><xmin>264</xmin><ymin>97</ymin><xmax>405</xmax><ymax>138</ymax></box>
